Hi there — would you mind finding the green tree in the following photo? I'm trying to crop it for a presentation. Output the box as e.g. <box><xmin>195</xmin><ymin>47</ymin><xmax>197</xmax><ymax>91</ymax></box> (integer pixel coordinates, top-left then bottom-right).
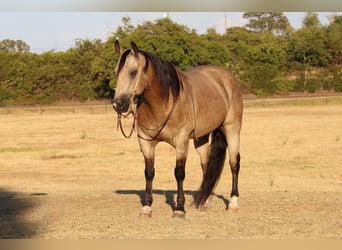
<box><xmin>243</xmin><ymin>12</ymin><xmax>291</xmax><ymax>35</ymax></box>
<box><xmin>326</xmin><ymin>15</ymin><xmax>342</xmax><ymax>65</ymax></box>
<box><xmin>114</xmin><ymin>17</ymin><xmax>208</xmax><ymax>70</ymax></box>
<box><xmin>302</xmin><ymin>12</ymin><xmax>321</xmax><ymax>28</ymax></box>
<box><xmin>1</xmin><ymin>14</ymin><xmax>341</xmax><ymax>106</ymax></box>
<box><xmin>290</xmin><ymin>27</ymin><xmax>331</xmax><ymax>67</ymax></box>
<box><xmin>114</xmin><ymin>16</ymin><xmax>135</xmax><ymax>40</ymax></box>
<box><xmin>0</xmin><ymin>39</ymin><xmax>30</xmax><ymax>53</ymax></box>
<box><xmin>200</xmin><ymin>28</ymin><xmax>230</xmax><ymax>66</ymax></box>
<box><xmin>226</xmin><ymin>27</ymin><xmax>287</xmax><ymax>95</ymax></box>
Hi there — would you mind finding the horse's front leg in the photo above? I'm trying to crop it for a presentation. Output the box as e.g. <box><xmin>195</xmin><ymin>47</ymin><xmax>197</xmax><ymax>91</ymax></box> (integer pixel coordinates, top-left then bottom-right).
<box><xmin>173</xmin><ymin>139</ymin><xmax>190</xmax><ymax>218</ymax></box>
<box><xmin>139</xmin><ymin>139</ymin><xmax>156</xmax><ymax>217</ymax></box>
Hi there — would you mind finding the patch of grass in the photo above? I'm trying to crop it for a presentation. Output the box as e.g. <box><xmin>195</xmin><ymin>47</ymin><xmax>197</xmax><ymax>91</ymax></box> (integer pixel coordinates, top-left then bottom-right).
<box><xmin>80</xmin><ymin>130</ymin><xmax>88</xmax><ymax>140</ymax></box>
<box><xmin>0</xmin><ymin>146</ymin><xmax>40</xmax><ymax>153</ymax></box>
<box><xmin>269</xmin><ymin>178</ymin><xmax>274</xmax><ymax>187</ymax></box>
<box><xmin>41</xmin><ymin>153</ymin><xmax>81</xmax><ymax>160</ymax></box>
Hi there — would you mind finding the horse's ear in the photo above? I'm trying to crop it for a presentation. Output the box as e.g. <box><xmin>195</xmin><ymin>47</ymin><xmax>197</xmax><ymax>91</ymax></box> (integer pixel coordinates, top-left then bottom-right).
<box><xmin>115</xmin><ymin>40</ymin><xmax>124</xmax><ymax>55</ymax></box>
<box><xmin>130</xmin><ymin>41</ymin><xmax>139</xmax><ymax>56</ymax></box>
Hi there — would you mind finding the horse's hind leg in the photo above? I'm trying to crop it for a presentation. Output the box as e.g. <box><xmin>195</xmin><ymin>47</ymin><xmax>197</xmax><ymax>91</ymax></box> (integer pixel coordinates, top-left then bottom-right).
<box><xmin>194</xmin><ymin>135</ymin><xmax>210</xmax><ymax>174</ymax></box>
<box><xmin>194</xmin><ymin>135</ymin><xmax>211</xmax><ymax>207</ymax></box>
<box><xmin>222</xmin><ymin>124</ymin><xmax>241</xmax><ymax>211</ymax></box>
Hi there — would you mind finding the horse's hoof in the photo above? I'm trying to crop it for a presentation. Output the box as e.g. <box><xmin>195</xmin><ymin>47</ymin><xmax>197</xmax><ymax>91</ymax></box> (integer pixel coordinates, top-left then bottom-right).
<box><xmin>198</xmin><ymin>205</ymin><xmax>209</xmax><ymax>211</ymax></box>
<box><xmin>140</xmin><ymin>205</ymin><xmax>152</xmax><ymax>217</ymax></box>
<box><xmin>228</xmin><ymin>196</ymin><xmax>239</xmax><ymax>213</ymax></box>
<box><xmin>228</xmin><ymin>205</ymin><xmax>239</xmax><ymax>213</ymax></box>
<box><xmin>172</xmin><ymin>210</ymin><xmax>186</xmax><ymax>219</ymax></box>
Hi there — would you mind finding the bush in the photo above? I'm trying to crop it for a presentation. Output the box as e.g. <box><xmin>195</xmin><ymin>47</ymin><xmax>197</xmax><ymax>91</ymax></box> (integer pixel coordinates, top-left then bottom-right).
<box><xmin>331</xmin><ymin>67</ymin><xmax>342</xmax><ymax>91</ymax></box>
<box><xmin>294</xmin><ymin>73</ymin><xmax>306</xmax><ymax>92</ymax></box>
<box><xmin>275</xmin><ymin>80</ymin><xmax>295</xmax><ymax>95</ymax></box>
<box><xmin>243</xmin><ymin>64</ymin><xmax>278</xmax><ymax>96</ymax></box>
<box><xmin>306</xmin><ymin>79</ymin><xmax>323</xmax><ymax>93</ymax></box>
<box><xmin>333</xmin><ymin>79</ymin><xmax>342</xmax><ymax>92</ymax></box>
<box><xmin>0</xmin><ymin>88</ymin><xmax>11</xmax><ymax>106</ymax></box>
<box><xmin>37</xmin><ymin>94</ymin><xmax>59</xmax><ymax>105</ymax></box>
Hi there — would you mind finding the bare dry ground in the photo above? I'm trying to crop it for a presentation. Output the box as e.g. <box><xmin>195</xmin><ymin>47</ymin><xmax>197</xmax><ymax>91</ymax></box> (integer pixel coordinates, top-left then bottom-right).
<box><xmin>0</xmin><ymin>103</ymin><xmax>341</xmax><ymax>239</ymax></box>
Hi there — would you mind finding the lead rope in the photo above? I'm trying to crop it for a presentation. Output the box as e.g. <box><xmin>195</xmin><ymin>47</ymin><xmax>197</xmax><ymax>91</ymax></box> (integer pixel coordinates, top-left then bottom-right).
<box><xmin>137</xmin><ymin>94</ymin><xmax>180</xmax><ymax>142</ymax></box>
<box><xmin>117</xmin><ymin>113</ymin><xmax>136</xmax><ymax>138</ymax></box>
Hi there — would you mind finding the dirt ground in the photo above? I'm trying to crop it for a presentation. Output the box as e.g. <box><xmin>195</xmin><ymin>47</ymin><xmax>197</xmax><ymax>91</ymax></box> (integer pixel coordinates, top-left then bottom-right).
<box><xmin>0</xmin><ymin>104</ymin><xmax>341</xmax><ymax>239</ymax></box>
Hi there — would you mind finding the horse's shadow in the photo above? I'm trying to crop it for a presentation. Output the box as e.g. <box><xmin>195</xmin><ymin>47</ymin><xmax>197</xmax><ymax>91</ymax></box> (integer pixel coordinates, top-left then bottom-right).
<box><xmin>115</xmin><ymin>189</ymin><xmax>229</xmax><ymax>210</ymax></box>
<box><xmin>0</xmin><ymin>188</ymin><xmax>39</xmax><ymax>238</ymax></box>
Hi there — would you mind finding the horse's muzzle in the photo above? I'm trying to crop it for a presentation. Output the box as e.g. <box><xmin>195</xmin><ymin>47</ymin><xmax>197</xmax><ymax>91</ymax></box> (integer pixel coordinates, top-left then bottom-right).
<box><xmin>112</xmin><ymin>96</ymin><xmax>130</xmax><ymax>114</ymax></box>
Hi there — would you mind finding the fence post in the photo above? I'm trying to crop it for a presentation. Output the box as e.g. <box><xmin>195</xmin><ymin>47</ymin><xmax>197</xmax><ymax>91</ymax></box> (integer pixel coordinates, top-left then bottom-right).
<box><xmin>39</xmin><ymin>104</ymin><xmax>43</xmax><ymax>115</ymax></box>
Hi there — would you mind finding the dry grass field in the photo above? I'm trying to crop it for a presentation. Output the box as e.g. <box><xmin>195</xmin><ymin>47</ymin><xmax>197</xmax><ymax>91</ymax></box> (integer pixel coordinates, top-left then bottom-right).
<box><xmin>0</xmin><ymin>101</ymin><xmax>341</xmax><ymax>239</ymax></box>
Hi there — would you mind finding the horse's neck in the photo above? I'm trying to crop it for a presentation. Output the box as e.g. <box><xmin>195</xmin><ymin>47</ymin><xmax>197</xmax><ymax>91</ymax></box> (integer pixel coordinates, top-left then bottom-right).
<box><xmin>138</xmin><ymin>83</ymin><xmax>174</xmax><ymax>123</ymax></box>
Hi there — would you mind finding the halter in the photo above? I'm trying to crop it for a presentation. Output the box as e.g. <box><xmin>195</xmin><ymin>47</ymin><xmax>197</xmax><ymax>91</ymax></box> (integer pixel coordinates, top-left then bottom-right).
<box><xmin>115</xmin><ymin>95</ymin><xmax>137</xmax><ymax>139</ymax></box>
<box><xmin>116</xmin><ymin>94</ymin><xmax>180</xmax><ymax>141</ymax></box>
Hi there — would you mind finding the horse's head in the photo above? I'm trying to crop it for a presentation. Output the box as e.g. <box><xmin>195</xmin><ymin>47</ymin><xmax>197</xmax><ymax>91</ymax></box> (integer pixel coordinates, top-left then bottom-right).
<box><xmin>112</xmin><ymin>40</ymin><xmax>147</xmax><ymax>115</ymax></box>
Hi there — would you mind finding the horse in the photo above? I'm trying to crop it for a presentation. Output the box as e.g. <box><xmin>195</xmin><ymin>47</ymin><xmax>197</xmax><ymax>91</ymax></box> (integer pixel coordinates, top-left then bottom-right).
<box><xmin>112</xmin><ymin>40</ymin><xmax>243</xmax><ymax>218</ymax></box>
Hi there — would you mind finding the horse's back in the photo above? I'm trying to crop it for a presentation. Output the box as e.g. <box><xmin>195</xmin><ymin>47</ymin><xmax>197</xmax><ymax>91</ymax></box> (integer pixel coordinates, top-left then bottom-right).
<box><xmin>185</xmin><ymin>65</ymin><xmax>242</xmax><ymax>115</ymax></box>
<box><xmin>186</xmin><ymin>65</ymin><xmax>238</xmax><ymax>88</ymax></box>
<box><xmin>181</xmin><ymin>65</ymin><xmax>243</xmax><ymax>137</ymax></box>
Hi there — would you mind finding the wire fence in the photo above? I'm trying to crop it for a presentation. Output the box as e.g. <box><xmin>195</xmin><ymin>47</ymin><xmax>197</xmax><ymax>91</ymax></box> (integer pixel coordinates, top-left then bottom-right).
<box><xmin>1</xmin><ymin>94</ymin><xmax>342</xmax><ymax>116</ymax></box>
<box><xmin>0</xmin><ymin>102</ymin><xmax>114</xmax><ymax>116</ymax></box>
<box><xmin>243</xmin><ymin>94</ymin><xmax>342</xmax><ymax>108</ymax></box>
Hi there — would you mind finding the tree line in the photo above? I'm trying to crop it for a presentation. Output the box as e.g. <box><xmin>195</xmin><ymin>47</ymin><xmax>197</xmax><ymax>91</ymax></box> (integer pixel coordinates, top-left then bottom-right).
<box><xmin>0</xmin><ymin>12</ymin><xmax>341</xmax><ymax>106</ymax></box>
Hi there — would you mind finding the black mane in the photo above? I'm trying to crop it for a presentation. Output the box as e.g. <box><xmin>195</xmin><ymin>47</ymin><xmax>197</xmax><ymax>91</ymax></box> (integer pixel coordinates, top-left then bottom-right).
<box><xmin>117</xmin><ymin>49</ymin><xmax>182</xmax><ymax>99</ymax></box>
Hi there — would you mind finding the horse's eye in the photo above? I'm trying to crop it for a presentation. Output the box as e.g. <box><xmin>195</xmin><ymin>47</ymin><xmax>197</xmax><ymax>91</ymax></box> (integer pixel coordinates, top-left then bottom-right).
<box><xmin>129</xmin><ymin>70</ymin><xmax>137</xmax><ymax>78</ymax></box>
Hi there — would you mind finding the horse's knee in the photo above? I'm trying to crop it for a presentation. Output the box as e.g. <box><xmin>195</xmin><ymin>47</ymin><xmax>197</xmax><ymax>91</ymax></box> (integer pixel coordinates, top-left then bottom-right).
<box><xmin>174</xmin><ymin>159</ymin><xmax>185</xmax><ymax>181</ymax></box>
<box><xmin>174</xmin><ymin>167</ymin><xmax>185</xmax><ymax>181</ymax></box>
<box><xmin>144</xmin><ymin>158</ymin><xmax>155</xmax><ymax>180</ymax></box>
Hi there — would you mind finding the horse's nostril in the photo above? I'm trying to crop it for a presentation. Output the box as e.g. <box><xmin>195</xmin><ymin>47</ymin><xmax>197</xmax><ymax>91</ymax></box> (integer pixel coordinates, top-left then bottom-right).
<box><xmin>112</xmin><ymin>102</ymin><xmax>117</xmax><ymax>111</ymax></box>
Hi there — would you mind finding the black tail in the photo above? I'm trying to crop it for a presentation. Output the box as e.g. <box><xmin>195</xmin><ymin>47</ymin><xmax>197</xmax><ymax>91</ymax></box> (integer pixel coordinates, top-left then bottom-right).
<box><xmin>197</xmin><ymin>129</ymin><xmax>227</xmax><ymax>206</ymax></box>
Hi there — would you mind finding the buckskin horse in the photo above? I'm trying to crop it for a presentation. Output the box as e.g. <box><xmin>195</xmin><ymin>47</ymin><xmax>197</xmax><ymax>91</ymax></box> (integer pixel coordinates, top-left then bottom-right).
<box><xmin>112</xmin><ymin>41</ymin><xmax>243</xmax><ymax>218</ymax></box>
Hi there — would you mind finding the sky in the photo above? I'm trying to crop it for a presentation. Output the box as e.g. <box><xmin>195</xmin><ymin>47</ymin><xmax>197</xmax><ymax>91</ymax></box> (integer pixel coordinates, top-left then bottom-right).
<box><xmin>0</xmin><ymin>12</ymin><xmax>334</xmax><ymax>53</ymax></box>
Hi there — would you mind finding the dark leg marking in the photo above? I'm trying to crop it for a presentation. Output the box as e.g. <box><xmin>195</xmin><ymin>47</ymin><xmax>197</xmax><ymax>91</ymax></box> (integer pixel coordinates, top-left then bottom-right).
<box><xmin>144</xmin><ymin>158</ymin><xmax>155</xmax><ymax>207</ymax></box>
<box><xmin>230</xmin><ymin>153</ymin><xmax>240</xmax><ymax>198</ymax></box>
<box><xmin>174</xmin><ymin>159</ymin><xmax>186</xmax><ymax>212</ymax></box>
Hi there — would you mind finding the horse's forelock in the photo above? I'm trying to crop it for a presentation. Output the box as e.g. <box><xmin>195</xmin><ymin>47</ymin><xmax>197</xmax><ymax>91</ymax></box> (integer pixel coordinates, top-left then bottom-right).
<box><xmin>118</xmin><ymin>49</ymin><xmax>149</xmax><ymax>75</ymax></box>
<box><xmin>117</xmin><ymin>49</ymin><xmax>131</xmax><ymax>75</ymax></box>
